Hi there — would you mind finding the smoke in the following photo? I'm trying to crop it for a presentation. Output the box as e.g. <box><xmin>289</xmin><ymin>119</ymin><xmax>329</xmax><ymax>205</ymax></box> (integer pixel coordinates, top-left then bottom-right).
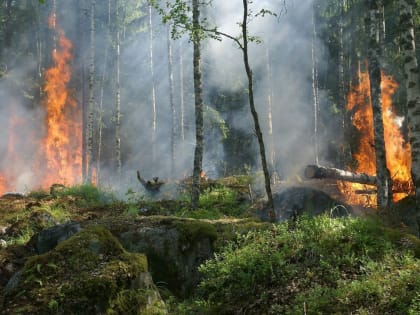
<box><xmin>204</xmin><ymin>0</ymin><xmax>325</xmax><ymax>178</ymax></box>
<box><xmin>0</xmin><ymin>0</ymin><xmax>330</xmax><ymax>195</ymax></box>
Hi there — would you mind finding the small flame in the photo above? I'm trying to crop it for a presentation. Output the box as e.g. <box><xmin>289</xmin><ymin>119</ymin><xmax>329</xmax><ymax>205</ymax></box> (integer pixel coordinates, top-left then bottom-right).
<box><xmin>339</xmin><ymin>69</ymin><xmax>413</xmax><ymax>205</ymax></box>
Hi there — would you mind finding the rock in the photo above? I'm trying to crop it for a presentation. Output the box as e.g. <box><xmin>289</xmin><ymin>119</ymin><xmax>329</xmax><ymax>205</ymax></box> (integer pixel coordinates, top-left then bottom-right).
<box><xmin>260</xmin><ymin>187</ymin><xmax>352</xmax><ymax>222</ymax></box>
<box><xmin>34</xmin><ymin>221</ymin><xmax>82</xmax><ymax>254</ymax></box>
<box><xmin>113</xmin><ymin>218</ymin><xmax>217</xmax><ymax>297</ymax></box>
<box><xmin>3</xmin><ymin>270</ymin><xmax>22</xmax><ymax>295</ymax></box>
<box><xmin>2</xmin><ymin>226</ymin><xmax>167</xmax><ymax>315</ymax></box>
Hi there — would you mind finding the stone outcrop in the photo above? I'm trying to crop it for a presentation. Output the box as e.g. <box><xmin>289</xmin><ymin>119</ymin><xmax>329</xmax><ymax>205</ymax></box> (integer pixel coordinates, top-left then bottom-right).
<box><xmin>2</xmin><ymin>226</ymin><xmax>167</xmax><ymax>315</ymax></box>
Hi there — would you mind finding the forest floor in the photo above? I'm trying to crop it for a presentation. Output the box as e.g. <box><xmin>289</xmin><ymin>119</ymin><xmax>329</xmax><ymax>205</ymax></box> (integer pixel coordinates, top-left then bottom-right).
<box><xmin>0</xmin><ymin>177</ymin><xmax>419</xmax><ymax>314</ymax></box>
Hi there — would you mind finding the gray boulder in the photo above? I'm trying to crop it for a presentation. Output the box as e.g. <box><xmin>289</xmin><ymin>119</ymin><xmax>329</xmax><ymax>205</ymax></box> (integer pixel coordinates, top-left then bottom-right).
<box><xmin>35</xmin><ymin>221</ymin><xmax>82</xmax><ymax>254</ymax></box>
<box><xmin>261</xmin><ymin>187</ymin><xmax>351</xmax><ymax>222</ymax></box>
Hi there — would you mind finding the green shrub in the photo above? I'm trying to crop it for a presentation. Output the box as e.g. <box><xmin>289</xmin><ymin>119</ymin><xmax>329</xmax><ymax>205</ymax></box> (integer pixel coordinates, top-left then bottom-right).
<box><xmin>198</xmin><ymin>215</ymin><xmax>420</xmax><ymax>314</ymax></box>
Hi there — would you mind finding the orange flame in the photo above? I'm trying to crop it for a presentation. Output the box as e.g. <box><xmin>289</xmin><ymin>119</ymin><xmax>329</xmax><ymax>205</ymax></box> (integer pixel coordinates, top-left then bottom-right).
<box><xmin>37</xmin><ymin>16</ymin><xmax>82</xmax><ymax>188</ymax></box>
<box><xmin>0</xmin><ymin>15</ymin><xmax>82</xmax><ymax>195</ymax></box>
<box><xmin>339</xmin><ymin>69</ymin><xmax>413</xmax><ymax>205</ymax></box>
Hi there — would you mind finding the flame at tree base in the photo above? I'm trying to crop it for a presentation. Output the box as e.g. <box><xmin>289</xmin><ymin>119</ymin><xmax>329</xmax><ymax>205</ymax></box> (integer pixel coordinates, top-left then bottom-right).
<box><xmin>339</xmin><ymin>69</ymin><xmax>414</xmax><ymax>206</ymax></box>
<box><xmin>0</xmin><ymin>15</ymin><xmax>82</xmax><ymax>195</ymax></box>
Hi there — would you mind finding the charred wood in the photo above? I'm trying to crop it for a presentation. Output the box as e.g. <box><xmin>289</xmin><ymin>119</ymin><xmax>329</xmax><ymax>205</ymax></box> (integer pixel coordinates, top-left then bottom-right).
<box><xmin>137</xmin><ymin>170</ymin><xmax>164</xmax><ymax>193</ymax></box>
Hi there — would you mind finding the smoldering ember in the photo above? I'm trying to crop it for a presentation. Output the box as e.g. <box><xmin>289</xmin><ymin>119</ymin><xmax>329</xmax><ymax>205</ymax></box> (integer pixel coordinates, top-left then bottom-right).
<box><xmin>0</xmin><ymin>1</ymin><xmax>419</xmax><ymax>314</ymax></box>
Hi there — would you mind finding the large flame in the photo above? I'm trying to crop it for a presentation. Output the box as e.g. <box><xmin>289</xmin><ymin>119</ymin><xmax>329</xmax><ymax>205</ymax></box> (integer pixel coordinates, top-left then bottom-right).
<box><xmin>0</xmin><ymin>15</ymin><xmax>82</xmax><ymax>196</ymax></box>
<box><xmin>38</xmin><ymin>15</ymin><xmax>82</xmax><ymax>188</ymax></box>
<box><xmin>339</xmin><ymin>69</ymin><xmax>413</xmax><ymax>205</ymax></box>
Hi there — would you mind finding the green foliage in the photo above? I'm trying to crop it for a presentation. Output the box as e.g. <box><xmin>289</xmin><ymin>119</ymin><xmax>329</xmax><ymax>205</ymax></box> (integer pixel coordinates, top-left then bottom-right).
<box><xmin>54</xmin><ymin>184</ymin><xmax>116</xmax><ymax>208</ymax></box>
<box><xmin>198</xmin><ymin>215</ymin><xmax>420</xmax><ymax>314</ymax></box>
<box><xmin>204</xmin><ymin>106</ymin><xmax>229</xmax><ymax>139</ymax></box>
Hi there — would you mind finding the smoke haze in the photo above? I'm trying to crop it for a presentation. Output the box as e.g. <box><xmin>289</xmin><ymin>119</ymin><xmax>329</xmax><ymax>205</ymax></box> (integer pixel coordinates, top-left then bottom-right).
<box><xmin>0</xmin><ymin>0</ymin><xmax>327</xmax><ymax>195</ymax></box>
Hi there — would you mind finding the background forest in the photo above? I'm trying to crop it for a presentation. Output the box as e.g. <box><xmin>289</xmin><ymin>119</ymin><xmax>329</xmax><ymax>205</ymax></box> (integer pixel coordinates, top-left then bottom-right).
<box><xmin>1</xmin><ymin>1</ymin><xmax>420</xmax><ymax>314</ymax></box>
<box><xmin>0</xmin><ymin>0</ymin><xmax>419</xmax><ymax>195</ymax></box>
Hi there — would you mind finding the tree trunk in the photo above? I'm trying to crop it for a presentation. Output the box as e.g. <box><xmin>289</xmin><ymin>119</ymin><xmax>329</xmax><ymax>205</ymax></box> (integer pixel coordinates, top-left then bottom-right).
<box><xmin>86</xmin><ymin>0</ymin><xmax>95</xmax><ymax>183</ymax></box>
<box><xmin>366</xmin><ymin>0</ymin><xmax>392</xmax><ymax>207</ymax></box>
<box><xmin>191</xmin><ymin>0</ymin><xmax>204</xmax><ymax>210</ymax></box>
<box><xmin>311</xmin><ymin>5</ymin><xmax>320</xmax><ymax>165</ymax></box>
<box><xmin>241</xmin><ymin>0</ymin><xmax>274</xmax><ymax>218</ymax></box>
<box><xmin>265</xmin><ymin>48</ymin><xmax>276</xmax><ymax>183</ymax></box>
<box><xmin>179</xmin><ymin>41</ymin><xmax>185</xmax><ymax>142</ymax></box>
<box><xmin>400</xmin><ymin>0</ymin><xmax>420</xmax><ymax>232</ymax></box>
<box><xmin>115</xmin><ymin>0</ymin><xmax>122</xmax><ymax>180</ymax></box>
<box><xmin>167</xmin><ymin>24</ymin><xmax>176</xmax><ymax>177</ymax></box>
<box><xmin>304</xmin><ymin>164</ymin><xmax>377</xmax><ymax>185</ymax></box>
<box><xmin>338</xmin><ymin>0</ymin><xmax>349</xmax><ymax>167</ymax></box>
<box><xmin>96</xmin><ymin>0</ymin><xmax>111</xmax><ymax>184</ymax></box>
<box><xmin>81</xmin><ymin>0</ymin><xmax>87</xmax><ymax>183</ymax></box>
<box><xmin>149</xmin><ymin>4</ymin><xmax>157</xmax><ymax>161</ymax></box>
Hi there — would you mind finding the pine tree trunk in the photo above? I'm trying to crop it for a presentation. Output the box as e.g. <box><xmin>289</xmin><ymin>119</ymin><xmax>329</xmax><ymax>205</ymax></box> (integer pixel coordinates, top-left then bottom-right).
<box><xmin>115</xmin><ymin>0</ymin><xmax>121</xmax><ymax>180</ymax></box>
<box><xmin>167</xmin><ymin>24</ymin><xmax>176</xmax><ymax>177</ymax></box>
<box><xmin>367</xmin><ymin>0</ymin><xmax>392</xmax><ymax>207</ymax></box>
<box><xmin>400</xmin><ymin>0</ymin><xmax>420</xmax><ymax>233</ymax></box>
<box><xmin>191</xmin><ymin>0</ymin><xmax>204</xmax><ymax>210</ymax></box>
<box><xmin>86</xmin><ymin>0</ymin><xmax>95</xmax><ymax>183</ymax></box>
<box><xmin>149</xmin><ymin>4</ymin><xmax>157</xmax><ymax>161</ymax></box>
<box><xmin>242</xmin><ymin>0</ymin><xmax>274</xmax><ymax>218</ymax></box>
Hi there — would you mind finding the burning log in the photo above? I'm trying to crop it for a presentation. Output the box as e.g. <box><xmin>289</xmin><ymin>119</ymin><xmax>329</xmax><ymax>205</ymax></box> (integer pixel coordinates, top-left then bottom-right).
<box><xmin>137</xmin><ymin>171</ymin><xmax>164</xmax><ymax>193</ymax></box>
<box><xmin>304</xmin><ymin>165</ymin><xmax>377</xmax><ymax>185</ymax></box>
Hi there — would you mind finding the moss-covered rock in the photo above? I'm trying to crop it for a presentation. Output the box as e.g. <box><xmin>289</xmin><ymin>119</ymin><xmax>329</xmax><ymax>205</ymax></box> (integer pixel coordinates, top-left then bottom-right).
<box><xmin>2</xmin><ymin>226</ymin><xmax>167</xmax><ymax>315</ymax></box>
<box><xmin>96</xmin><ymin>216</ymin><xmax>268</xmax><ymax>298</ymax></box>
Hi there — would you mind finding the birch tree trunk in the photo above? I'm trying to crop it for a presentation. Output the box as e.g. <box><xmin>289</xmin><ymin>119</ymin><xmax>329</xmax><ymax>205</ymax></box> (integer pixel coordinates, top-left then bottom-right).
<box><xmin>115</xmin><ymin>0</ymin><xmax>122</xmax><ymax>180</ymax></box>
<box><xmin>400</xmin><ymin>0</ymin><xmax>420</xmax><ymax>230</ymax></box>
<box><xmin>179</xmin><ymin>41</ymin><xmax>185</xmax><ymax>142</ymax></box>
<box><xmin>81</xmin><ymin>0</ymin><xmax>88</xmax><ymax>182</ymax></box>
<box><xmin>241</xmin><ymin>0</ymin><xmax>274</xmax><ymax>218</ymax></box>
<box><xmin>96</xmin><ymin>0</ymin><xmax>111</xmax><ymax>184</ymax></box>
<box><xmin>338</xmin><ymin>0</ymin><xmax>349</xmax><ymax>167</ymax></box>
<box><xmin>86</xmin><ymin>0</ymin><xmax>95</xmax><ymax>183</ymax></box>
<box><xmin>167</xmin><ymin>24</ymin><xmax>176</xmax><ymax>177</ymax></box>
<box><xmin>265</xmin><ymin>48</ymin><xmax>276</xmax><ymax>182</ymax></box>
<box><xmin>367</xmin><ymin>0</ymin><xmax>392</xmax><ymax>207</ymax></box>
<box><xmin>149</xmin><ymin>4</ymin><xmax>157</xmax><ymax>161</ymax></box>
<box><xmin>191</xmin><ymin>0</ymin><xmax>204</xmax><ymax>210</ymax></box>
<box><xmin>311</xmin><ymin>5</ymin><xmax>320</xmax><ymax>165</ymax></box>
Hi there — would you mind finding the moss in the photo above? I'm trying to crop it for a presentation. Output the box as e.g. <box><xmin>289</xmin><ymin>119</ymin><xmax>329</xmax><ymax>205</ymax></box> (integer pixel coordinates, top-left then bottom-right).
<box><xmin>174</xmin><ymin>220</ymin><xmax>217</xmax><ymax>246</ymax></box>
<box><xmin>2</xmin><ymin>225</ymin><xmax>160</xmax><ymax>315</ymax></box>
<box><xmin>108</xmin><ymin>289</ymin><xmax>167</xmax><ymax>315</ymax></box>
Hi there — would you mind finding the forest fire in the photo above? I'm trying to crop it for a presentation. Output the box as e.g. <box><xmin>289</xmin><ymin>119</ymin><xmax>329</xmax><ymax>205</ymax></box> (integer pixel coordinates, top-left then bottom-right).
<box><xmin>339</xmin><ymin>70</ymin><xmax>413</xmax><ymax>205</ymax></box>
<box><xmin>0</xmin><ymin>15</ymin><xmax>81</xmax><ymax>195</ymax></box>
<box><xmin>38</xmin><ymin>15</ymin><xmax>82</xmax><ymax>188</ymax></box>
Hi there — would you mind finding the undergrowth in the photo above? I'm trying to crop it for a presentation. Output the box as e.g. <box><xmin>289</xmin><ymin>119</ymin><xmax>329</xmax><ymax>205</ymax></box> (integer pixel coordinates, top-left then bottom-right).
<box><xmin>196</xmin><ymin>215</ymin><xmax>420</xmax><ymax>314</ymax></box>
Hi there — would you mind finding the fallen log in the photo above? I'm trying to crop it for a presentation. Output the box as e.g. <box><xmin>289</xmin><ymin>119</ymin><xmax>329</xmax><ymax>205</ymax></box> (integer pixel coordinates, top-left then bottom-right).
<box><xmin>304</xmin><ymin>165</ymin><xmax>377</xmax><ymax>185</ymax></box>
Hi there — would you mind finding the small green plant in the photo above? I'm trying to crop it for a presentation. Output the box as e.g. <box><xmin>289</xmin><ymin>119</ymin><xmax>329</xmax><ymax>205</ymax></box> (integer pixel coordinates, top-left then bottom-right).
<box><xmin>54</xmin><ymin>184</ymin><xmax>116</xmax><ymax>207</ymax></box>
